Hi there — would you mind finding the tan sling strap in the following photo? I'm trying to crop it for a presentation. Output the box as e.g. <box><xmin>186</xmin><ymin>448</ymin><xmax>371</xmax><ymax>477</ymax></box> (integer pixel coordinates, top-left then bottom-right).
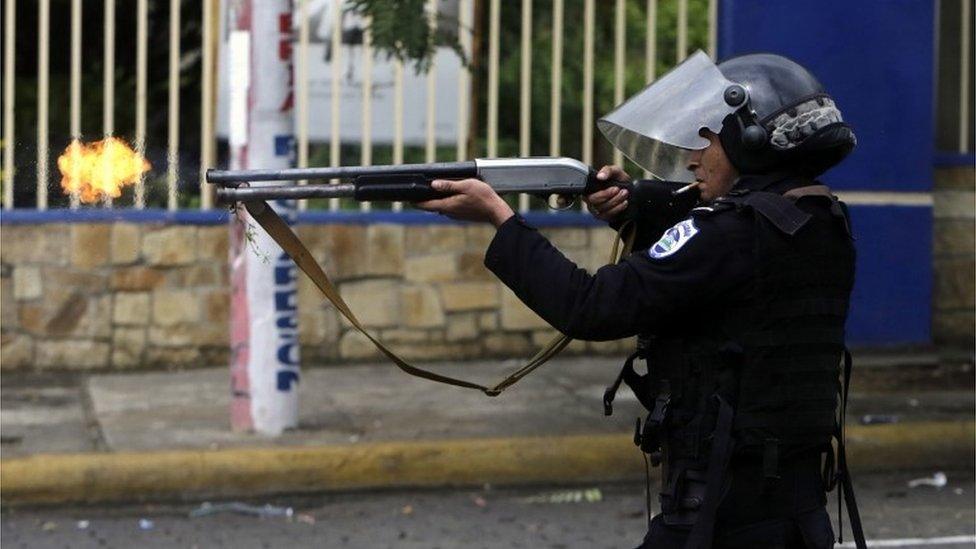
<box><xmin>242</xmin><ymin>200</ymin><xmax>636</xmax><ymax>397</ymax></box>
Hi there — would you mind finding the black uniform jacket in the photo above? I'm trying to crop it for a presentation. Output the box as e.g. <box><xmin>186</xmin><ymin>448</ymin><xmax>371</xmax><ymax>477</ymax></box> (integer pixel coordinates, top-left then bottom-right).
<box><xmin>484</xmin><ymin>194</ymin><xmax>757</xmax><ymax>342</ymax></box>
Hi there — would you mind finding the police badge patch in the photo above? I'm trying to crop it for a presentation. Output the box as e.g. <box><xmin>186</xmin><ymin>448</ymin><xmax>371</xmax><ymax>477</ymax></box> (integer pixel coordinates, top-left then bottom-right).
<box><xmin>648</xmin><ymin>219</ymin><xmax>699</xmax><ymax>259</ymax></box>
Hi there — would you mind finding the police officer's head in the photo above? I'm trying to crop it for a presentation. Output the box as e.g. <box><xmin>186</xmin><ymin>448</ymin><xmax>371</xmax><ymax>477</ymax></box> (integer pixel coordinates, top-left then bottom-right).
<box><xmin>599</xmin><ymin>51</ymin><xmax>856</xmax><ymax>192</ymax></box>
<box><xmin>715</xmin><ymin>53</ymin><xmax>857</xmax><ymax>179</ymax></box>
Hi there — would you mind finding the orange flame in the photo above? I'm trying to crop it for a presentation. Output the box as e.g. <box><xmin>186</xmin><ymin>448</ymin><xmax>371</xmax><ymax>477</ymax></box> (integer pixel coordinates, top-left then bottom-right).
<box><xmin>57</xmin><ymin>138</ymin><xmax>151</xmax><ymax>204</ymax></box>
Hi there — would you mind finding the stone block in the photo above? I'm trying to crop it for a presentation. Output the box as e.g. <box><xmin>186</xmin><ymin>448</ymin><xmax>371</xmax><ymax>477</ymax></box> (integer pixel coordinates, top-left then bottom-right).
<box><xmin>478</xmin><ymin>312</ymin><xmax>497</xmax><ymax>330</ymax></box>
<box><xmin>544</xmin><ymin>227</ymin><xmax>589</xmax><ymax>249</ymax></box>
<box><xmin>366</xmin><ymin>224</ymin><xmax>405</xmax><ymax>276</ymax></box>
<box><xmin>114</xmin><ymin>292</ymin><xmax>150</xmax><ymax>325</ymax></box>
<box><xmin>1</xmin><ymin>276</ymin><xmax>15</xmax><ymax>328</ymax></box>
<box><xmin>204</xmin><ymin>290</ymin><xmax>230</xmax><ymax>323</ymax></box>
<box><xmin>401</xmin><ymin>286</ymin><xmax>445</xmax><ymax>328</ymax></box>
<box><xmin>388</xmin><ymin>341</ymin><xmax>480</xmax><ymax>362</ymax></box>
<box><xmin>36</xmin><ymin>340</ymin><xmax>110</xmax><ymax>369</ymax></box>
<box><xmin>405</xmin><ymin>226</ymin><xmax>465</xmax><ymax>255</ymax></box>
<box><xmin>0</xmin><ymin>334</ymin><xmax>34</xmax><ymax>370</ymax></box>
<box><xmin>12</xmin><ymin>266</ymin><xmax>42</xmax><ymax>300</ymax></box>
<box><xmin>339</xmin><ymin>330</ymin><xmax>383</xmax><ymax>360</ymax></box>
<box><xmin>440</xmin><ymin>282</ymin><xmax>498</xmax><ymax>312</ymax></box>
<box><xmin>149</xmin><ymin>323</ymin><xmax>226</xmax><ymax>347</ymax></box>
<box><xmin>165</xmin><ymin>264</ymin><xmax>225</xmax><ymax>287</ymax></box>
<box><xmin>1</xmin><ymin>225</ymin><xmax>70</xmax><ymax>265</ymax></box>
<box><xmin>483</xmin><ymin>333</ymin><xmax>533</xmax><ymax>356</ymax></box>
<box><xmin>457</xmin><ymin>251</ymin><xmax>493</xmax><ymax>281</ymax></box>
<box><xmin>405</xmin><ymin>253</ymin><xmax>458</xmax><ymax>282</ymax></box>
<box><xmin>465</xmin><ymin>225</ymin><xmax>496</xmax><ymax>250</ymax></box>
<box><xmin>934</xmin><ymin>310</ymin><xmax>976</xmax><ymax>346</ymax></box>
<box><xmin>70</xmin><ymin>224</ymin><xmax>112</xmax><ymax>268</ymax></box>
<box><xmin>198</xmin><ymin>227</ymin><xmax>230</xmax><ymax>260</ymax></box>
<box><xmin>77</xmin><ymin>296</ymin><xmax>113</xmax><ymax>339</ymax></box>
<box><xmin>934</xmin><ymin>166</ymin><xmax>976</xmax><ymax>190</ymax></box>
<box><xmin>144</xmin><ymin>346</ymin><xmax>202</xmax><ymax>368</ymax></box>
<box><xmin>31</xmin><ymin>293</ymin><xmax>110</xmax><ymax>338</ymax></box>
<box><xmin>380</xmin><ymin>329</ymin><xmax>429</xmax><ymax>343</ymax></box>
<box><xmin>152</xmin><ymin>290</ymin><xmax>201</xmax><ymax>326</ymax></box>
<box><xmin>531</xmin><ymin>329</ymin><xmax>561</xmax><ymax>347</ymax></box>
<box><xmin>143</xmin><ymin>226</ymin><xmax>198</xmax><ymax>266</ymax></box>
<box><xmin>323</xmin><ymin>225</ymin><xmax>368</xmax><ymax>279</ymax></box>
<box><xmin>446</xmin><ymin>312</ymin><xmax>480</xmax><ymax>341</ymax></box>
<box><xmin>338</xmin><ymin>279</ymin><xmax>400</xmax><ymax>328</ymax></box>
<box><xmin>299</xmin><ymin>308</ymin><xmax>341</xmax><ymax>348</ymax></box>
<box><xmin>934</xmin><ymin>219</ymin><xmax>976</xmax><ymax>257</ymax></box>
<box><xmin>500</xmin><ymin>288</ymin><xmax>549</xmax><ymax>330</ymax></box>
<box><xmin>111</xmin><ymin>266</ymin><xmax>165</xmax><ymax>291</ymax></box>
<box><xmin>112</xmin><ymin>327</ymin><xmax>146</xmax><ymax>368</ymax></box>
<box><xmin>18</xmin><ymin>303</ymin><xmax>44</xmax><ymax>334</ymax></box>
<box><xmin>934</xmin><ymin>190</ymin><xmax>976</xmax><ymax>220</ymax></box>
<box><xmin>111</xmin><ymin>223</ymin><xmax>141</xmax><ymax>264</ymax></box>
<box><xmin>934</xmin><ymin>258</ymin><xmax>976</xmax><ymax>309</ymax></box>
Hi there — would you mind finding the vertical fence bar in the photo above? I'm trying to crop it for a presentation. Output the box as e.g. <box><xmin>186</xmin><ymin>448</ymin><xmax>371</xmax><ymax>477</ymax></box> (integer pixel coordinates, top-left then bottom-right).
<box><xmin>457</xmin><ymin>0</ymin><xmax>471</xmax><ymax>161</ymax></box>
<box><xmin>612</xmin><ymin>0</ymin><xmax>625</xmax><ymax>167</ymax></box>
<box><xmin>69</xmin><ymin>0</ymin><xmax>82</xmax><ymax>208</ymax></box>
<box><xmin>392</xmin><ymin>59</ymin><xmax>404</xmax><ymax>211</ymax></box>
<box><xmin>486</xmin><ymin>0</ymin><xmax>500</xmax><ymax>158</ymax></box>
<box><xmin>329</xmin><ymin>2</ymin><xmax>342</xmax><ymax>211</ymax></box>
<box><xmin>296</xmin><ymin>0</ymin><xmax>310</xmax><ymax>210</ymax></box>
<box><xmin>2</xmin><ymin>0</ymin><xmax>14</xmax><ymax>209</ymax></box>
<box><xmin>644</xmin><ymin>0</ymin><xmax>657</xmax><ymax>178</ymax></box>
<box><xmin>167</xmin><ymin>0</ymin><xmax>180</xmax><ymax>210</ymax></box>
<box><xmin>677</xmin><ymin>0</ymin><xmax>687</xmax><ymax>62</ymax></box>
<box><xmin>581</xmin><ymin>0</ymin><xmax>594</xmax><ymax>169</ymax></box>
<box><xmin>425</xmin><ymin>0</ymin><xmax>439</xmax><ymax>165</ymax></box>
<box><xmin>549</xmin><ymin>0</ymin><xmax>563</xmax><ymax>156</ymax></box>
<box><xmin>135</xmin><ymin>0</ymin><xmax>148</xmax><ymax>208</ymax></box>
<box><xmin>707</xmin><ymin>0</ymin><xmax>717</xmax><ymax>59</ymax></box>
<box><xmin>518</xmin><ymin>0</ymin><xmax>532</xmax><ymax>212</ymax></box>
<box><xmin>361</xmin><ymin>21</ymin><xmax>374</xmax><ymax>212</ymax></box>
<box><xmin>103</xmin><ymin>0</ymin><xmax>115</xmax><ymax>207</ymax></box>
<box><xmin>199</xmin><ymin>0</ymin><xmax>214</xmax><ymax>209</ymax></box>
<box><xmin>37</xmin><ymin>0</ymin><xmax>50</xmax><ymax>210</ymax></box>
<box><xmin>960</xmin><ymin>0</ymin><xmax>972</xmax><ymax>152</ymax></box>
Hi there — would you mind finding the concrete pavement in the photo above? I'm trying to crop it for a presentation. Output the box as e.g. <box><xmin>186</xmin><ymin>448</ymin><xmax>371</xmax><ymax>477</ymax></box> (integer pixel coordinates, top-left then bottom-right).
<box><xmin>1</xmin><ymin>354</ymin><xmax>974</xmax><ymax>504</ymax></box>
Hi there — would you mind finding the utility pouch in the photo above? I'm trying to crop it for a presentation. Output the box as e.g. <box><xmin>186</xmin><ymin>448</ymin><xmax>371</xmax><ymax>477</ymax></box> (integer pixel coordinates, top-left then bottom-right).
<box><xmin>661</xmin><ymin>468</ymin><xmax>708</xmax><ymax>527</ymax></box>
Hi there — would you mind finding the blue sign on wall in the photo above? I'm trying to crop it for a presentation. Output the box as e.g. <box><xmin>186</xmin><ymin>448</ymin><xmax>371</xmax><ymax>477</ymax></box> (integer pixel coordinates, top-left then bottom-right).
<box><xmin>718</xmin><ymin>0</ymin><xmax>935</xmax><ymax>346</ymax></box>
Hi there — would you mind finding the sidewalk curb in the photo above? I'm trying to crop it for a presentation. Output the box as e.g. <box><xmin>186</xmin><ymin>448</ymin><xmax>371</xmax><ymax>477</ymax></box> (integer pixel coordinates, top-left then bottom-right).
<box><xmin>2</xmin><ymin>422</ymin><xmax>973</xmax><ymax>505</ymax></box>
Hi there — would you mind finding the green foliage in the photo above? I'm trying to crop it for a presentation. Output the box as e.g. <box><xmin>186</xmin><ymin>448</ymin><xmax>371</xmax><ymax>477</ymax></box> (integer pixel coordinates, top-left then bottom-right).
<box><xmin>347</xmin><ymin>0</ymin><xmax>466</xmax><ymax>73</ymax></box>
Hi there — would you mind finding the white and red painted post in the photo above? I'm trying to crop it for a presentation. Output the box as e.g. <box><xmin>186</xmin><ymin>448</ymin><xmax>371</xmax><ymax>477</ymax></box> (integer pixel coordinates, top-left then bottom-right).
<box><xmin>227</xmin><ymin>0</ymin><xmax>299</xmax><ymax>435</ymax></box>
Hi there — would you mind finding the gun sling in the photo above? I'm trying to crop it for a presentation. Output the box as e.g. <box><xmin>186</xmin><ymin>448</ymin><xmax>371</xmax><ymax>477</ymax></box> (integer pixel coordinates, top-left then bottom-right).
<box><xmin>243</xmin><ymin>200</ymin><xmax>636</xmax><ymax>396</ymax></box>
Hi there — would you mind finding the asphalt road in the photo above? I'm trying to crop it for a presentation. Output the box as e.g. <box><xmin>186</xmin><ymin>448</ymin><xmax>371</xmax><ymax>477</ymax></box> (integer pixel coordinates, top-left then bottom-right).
<box><xmin>2</xmin><ymin>471</ymin><xmax>973</xmax><ymax>549</ymax></box>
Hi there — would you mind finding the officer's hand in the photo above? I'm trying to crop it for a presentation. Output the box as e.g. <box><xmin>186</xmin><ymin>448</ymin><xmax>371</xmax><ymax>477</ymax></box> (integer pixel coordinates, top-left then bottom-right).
<box><xmin>415</xmin><ymin>178</ymin><xmax>515</xmax><ymax>227</ymax></box>
<box><xmin>584</xmin><ymin>165</ymin><xmax>631</xmax><ymax>223</ymax></box>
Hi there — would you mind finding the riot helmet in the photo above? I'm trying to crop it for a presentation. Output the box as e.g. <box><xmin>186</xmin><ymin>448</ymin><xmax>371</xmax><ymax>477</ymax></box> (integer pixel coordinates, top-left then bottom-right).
<box><xmin>598</xmin><ymin>50</ymin><xmax>856</xmax><ymax>181</ymax></box>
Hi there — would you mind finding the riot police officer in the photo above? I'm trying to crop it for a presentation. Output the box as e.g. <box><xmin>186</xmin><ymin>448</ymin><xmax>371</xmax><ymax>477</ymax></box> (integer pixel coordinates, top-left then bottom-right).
<box><xmin>418</xmin><ymin>51</ymin><xmax>865</xmax><ymax>549</ymax></box>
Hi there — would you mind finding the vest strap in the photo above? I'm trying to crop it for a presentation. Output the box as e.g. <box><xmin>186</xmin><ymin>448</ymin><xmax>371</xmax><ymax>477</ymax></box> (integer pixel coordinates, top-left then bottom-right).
<box><xmin>682</xmin><ymin>395</ymin><xmax>735</xmax><ymax>549</ymax></box>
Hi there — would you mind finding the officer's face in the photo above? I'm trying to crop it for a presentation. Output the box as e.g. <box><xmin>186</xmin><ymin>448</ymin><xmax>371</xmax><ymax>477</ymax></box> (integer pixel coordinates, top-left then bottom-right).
<box><xmin>686</xmin><ymin>131</ymin><xmax>738</xmax><ymax>201</ymax></box>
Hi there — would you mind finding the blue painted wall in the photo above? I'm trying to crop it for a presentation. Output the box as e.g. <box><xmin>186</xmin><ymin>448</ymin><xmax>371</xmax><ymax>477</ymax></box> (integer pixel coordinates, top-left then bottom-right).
<box><xmin>719</xmin><ymin>0</ymin><xmax>934</xmax><ymax>346</ymax></box>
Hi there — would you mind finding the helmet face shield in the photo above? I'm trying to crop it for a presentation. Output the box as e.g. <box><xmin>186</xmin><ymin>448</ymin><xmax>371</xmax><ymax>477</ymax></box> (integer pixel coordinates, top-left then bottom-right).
<box><xmin>597</xmin><ymin>50</ymin><xmax>739</xmax><ymax>182</ymax></box>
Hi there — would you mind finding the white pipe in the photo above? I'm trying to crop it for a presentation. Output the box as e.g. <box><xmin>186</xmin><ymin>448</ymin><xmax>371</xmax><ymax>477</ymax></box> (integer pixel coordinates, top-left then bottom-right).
<box><xmin>425</xmin><ymin>0</ymin><xmax>438</xmax><ymax>164</ymax></box>
<box><xmin>644</xmin><ymin>0</ymin><xmax>657</xmax><ymax>178</ymax></box>
<box><xmin>519</xmin><ymin>0</ymin><xmax>532</xmax><ymax>212</ymax></box>
<box><xmin>296</xmin><ymin>0</ymin><xmax>310</xmax><ymax>210</ymax></box>
<box><xmin>136</xmin><ymin>0</ymin><xmax>148</xmax><ymax>208</ymax></box>
<box><xmin>37</xmin><ymin>0</ymin><xmax>50</xmax><ymax>210</ymax></box>
<box><xmin>582</xmin><ymin>0</ymin><xmax>594</xmax><ymax>167</ymax></box>
<box><xmin>104</xmin><ymin>0</ymin><xmax>116</xmax><ymax>207</ymax></box>
<box><xmin>959</xmin><ymin>0</ymin><xmax>971</xmax><ymax>152</ymax></box>
<box><xmin>199</xmin><ymin>0</ymin><xmax>215</xmax><ymax>210</ymax></box>
<box><xmin>677</xmin><ymin>0</ymin><xmax>687</xmax><ymax>62</ymax></box>
<box><xmin>167</xmin><ymin>0</ymin><xmax>180</xmax><ymax>211</ymax></box>
<box><xmin>456</xmin><ymin>0</ymin><xmax>471</xmax><ymax>161</ymax></box>
<box><xmin>2</xmin><ymin>0</ymin><xmax>14</xmax><ymax>209</ymax></box>
<box><xmin>550</xmin><ymin>0</ymin><xmax>563</xmax><ymax>157</ymax></box>
<box><xmin>329</xmin><ymin>0</ymin><xmax>342</xmax><ymax>211</ymax></box>
<box><xmin>707</xmin><ymin>0</ymin><xmax>717</xmax><ymax>59</ymax></box>
<box><xmin>70</xmin><ymin>0</ymin><xmax>82</xmax><ymax>208</ymax></box>
<box><xmin>487</xmin><ymin>0</ymin><xmax>500</xmax><ymax>158</ymax></box>
<box><xmin>362</xmin><ymin>18</ymin><xmax>374</xmax><ymax>212</ymax></box>
<box><xmin>392</xmin><ymin>59</ymin><xmax>404</xmax><ymax>211</ymax></box>
<box><xmin>613</xmin><ymin>0</ymin><xmax>625</xmax><ymax>168</ymax></box>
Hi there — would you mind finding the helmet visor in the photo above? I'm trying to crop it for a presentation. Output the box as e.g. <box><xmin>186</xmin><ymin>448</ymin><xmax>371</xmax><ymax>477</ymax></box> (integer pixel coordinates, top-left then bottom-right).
<box><xmin>597</xmin><ymin>50</ymin><xmax>739</xmax><ymax>182</ymax></box>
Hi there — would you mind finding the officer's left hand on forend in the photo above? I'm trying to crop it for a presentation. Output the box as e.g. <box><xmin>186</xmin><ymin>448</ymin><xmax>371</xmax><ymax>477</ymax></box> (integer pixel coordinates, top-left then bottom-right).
<box><xmin>415</xmin><ymin>179</ymin><xmax>515</xmax><ymax>227</ymax></box>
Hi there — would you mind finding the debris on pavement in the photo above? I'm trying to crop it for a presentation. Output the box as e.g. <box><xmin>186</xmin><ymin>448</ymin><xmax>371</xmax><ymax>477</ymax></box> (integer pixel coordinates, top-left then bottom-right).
<box><xmin>907</xmin><ymin>471</ymin><xmax>948</xmax><ymax>489</ymax></box>
<box><xmin>295</xmin><ymin>513</ymin><xmax>316</xmax><ymax>525</ymax></box>
<box><xmin>519</xmin><ymin>488</ymin><xmax>604</xmax><ymax>504</ymax></box>
<box><xmin>189</xmin><ymin>502</ymin><xmax>294</xmax><ymax>519</ymax></box>
<box><xmin>472</xmin><ymin>496</ymin><xmax>488</xmax><ymax>508</ymax></box>
<box><xmin>76</xmin><ymin>520</ymin><xmax>90</xmax><ymax>530</ymax></box>
<box><xmin>401</xmin><ymin>505</ymin><xmax>414</xmax><ymax>516</ymax></box>
<box><xmin>40</xmin><ymin>521</ymin><xmax>57</xmax><ymax>532</ymax></box>
<box><xmin>138</xmin><ymin>518</ymin><xmax>155</xmax><ymax>531</ymax></box>
<box><xmin>859</xmin><ymin>414</ymin><xmax>899</xmax><ymax>425</ymax></box>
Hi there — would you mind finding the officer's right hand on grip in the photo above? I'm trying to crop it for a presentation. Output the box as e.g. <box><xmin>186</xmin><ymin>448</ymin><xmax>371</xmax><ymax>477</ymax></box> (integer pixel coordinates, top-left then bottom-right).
<box><xmin>584</xmin><ymin>165</ymin><xmax>631</xmax><ymax>224</ymax></box>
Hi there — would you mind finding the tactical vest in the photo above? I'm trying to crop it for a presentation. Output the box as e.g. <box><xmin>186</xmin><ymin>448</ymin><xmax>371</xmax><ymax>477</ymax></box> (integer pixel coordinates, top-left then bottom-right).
<box><xmin>605</xmin><ymin>184</ymin><xmax>859</xmax><ymax>546</ymax></box>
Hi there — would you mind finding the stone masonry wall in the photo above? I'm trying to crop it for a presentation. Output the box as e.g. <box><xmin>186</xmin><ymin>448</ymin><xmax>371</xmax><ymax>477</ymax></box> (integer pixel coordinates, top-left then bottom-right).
<box><xmin>0</xmin><ymin>221</ymin><xmax>631</xmax><ymax>372</ymax></box>
<box><xmin>933</xmin><ymin>166</ymin><xmax>975</xmax><ymax>347</ymax></box>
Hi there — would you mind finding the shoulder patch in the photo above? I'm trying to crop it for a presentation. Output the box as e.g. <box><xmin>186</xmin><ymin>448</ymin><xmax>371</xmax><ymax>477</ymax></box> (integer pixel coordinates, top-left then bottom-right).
<box><xmin>648</xmin><ymin>219</ymin><xmax>699</xmax><ymax>259</ymax></box>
